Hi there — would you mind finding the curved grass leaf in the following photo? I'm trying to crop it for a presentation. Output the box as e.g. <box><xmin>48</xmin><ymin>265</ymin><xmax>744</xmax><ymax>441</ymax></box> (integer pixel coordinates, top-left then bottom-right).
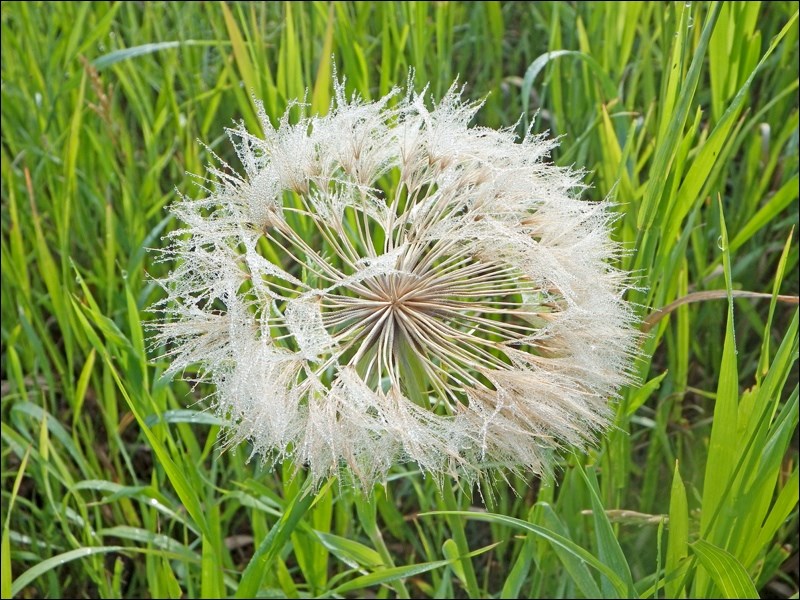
<box><xmin>316</xmin><ymin>531</ymin><xmax>383</xmax><ymax>570</ymax></box>
<box><xmin>330</xmin><ymin>541</ymin><xmax>500</xmax><ymax>596</ymax></box>
<box><xmin>521</xmin><ymin>49</ymin><xmax>617</xmax><ymax>121</ymax></box>
<box><xmin>537</xmin><ymin>503</ymin><xmax>603</xmax><ymax>599</ymax></box>
<box><xmin>691</xmin><ymin>539</ymin><xmax>758</xmax><ymax>599</ymax></box>
<box><xmin>422</xmin><ymin>510</ymin><xmax>629</xmax><ymax>598</ymax></box>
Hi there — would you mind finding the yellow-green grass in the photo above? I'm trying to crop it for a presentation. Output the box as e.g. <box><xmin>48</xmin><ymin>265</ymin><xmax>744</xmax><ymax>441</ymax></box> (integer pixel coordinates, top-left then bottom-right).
<box><xmin>1</xmin><ymin>2</ymin><xmax>797</xmax><ymax>598</ymax></box>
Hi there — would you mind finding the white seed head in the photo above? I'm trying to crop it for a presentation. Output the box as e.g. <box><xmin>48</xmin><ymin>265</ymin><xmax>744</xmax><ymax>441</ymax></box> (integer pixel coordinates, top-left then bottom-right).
<box><xmin>155</xmin><ymin>80</ymin><xmax>639</xmax><ymax>488</ymax></box>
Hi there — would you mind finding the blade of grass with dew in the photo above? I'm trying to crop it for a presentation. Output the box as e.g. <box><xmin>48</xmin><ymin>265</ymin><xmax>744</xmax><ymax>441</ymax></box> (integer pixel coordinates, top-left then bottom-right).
<box><xmin>699</xmin><ymin>199</ymin><xmax>739</xmax><ymax>535</ymax></box>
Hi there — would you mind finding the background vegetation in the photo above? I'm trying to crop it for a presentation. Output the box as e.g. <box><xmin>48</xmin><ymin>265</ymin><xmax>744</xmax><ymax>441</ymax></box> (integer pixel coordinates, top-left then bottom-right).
<box><xmin>1</xmin><ymin>2</ymin><xmax>798</xmax><ymax>598</ymax></box>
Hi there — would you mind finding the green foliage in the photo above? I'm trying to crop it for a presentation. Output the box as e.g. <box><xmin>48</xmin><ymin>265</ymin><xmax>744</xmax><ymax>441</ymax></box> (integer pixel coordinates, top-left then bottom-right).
<box><xmin>1</xmin><ymin>2</ymin><xmax>797</xmax><ymax>598</ymax></box>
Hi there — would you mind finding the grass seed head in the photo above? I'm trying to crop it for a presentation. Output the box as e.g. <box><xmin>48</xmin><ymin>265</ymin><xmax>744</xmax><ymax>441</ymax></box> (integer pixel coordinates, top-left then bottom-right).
<box><xmin>156</xmin><ymin>80</ymin><xmax>639</xmax><ymax>488</ymax></box>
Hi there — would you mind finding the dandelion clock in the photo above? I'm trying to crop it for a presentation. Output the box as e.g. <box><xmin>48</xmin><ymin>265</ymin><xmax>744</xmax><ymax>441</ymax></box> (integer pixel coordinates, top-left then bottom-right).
<box><xmin>155</xmin><ymin>80</ymin><xmax>638</xmax><ymax>488</ymax></box>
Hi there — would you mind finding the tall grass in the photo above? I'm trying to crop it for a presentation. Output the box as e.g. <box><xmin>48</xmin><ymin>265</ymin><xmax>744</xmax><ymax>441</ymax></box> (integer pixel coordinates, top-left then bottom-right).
<box><xmin>1</xmin><ymin>2</ymin><xmax>798</xmax><ymax>598</ymax></box>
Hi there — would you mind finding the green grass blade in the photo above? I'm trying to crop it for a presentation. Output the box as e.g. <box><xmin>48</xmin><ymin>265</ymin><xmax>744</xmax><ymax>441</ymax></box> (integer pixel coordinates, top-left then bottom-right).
<box><xmin>638</xmin><ymin>3</ymin><xmax>720</xmax><ymax>232</ymax></box>
<box><xmin>577</xmin><ymin>464</ymin><xmax>636</xmax><ymax>598</ymax></box>
<box><xmin>665</xmin><ymin>461</ymin><xmax>689</xmax><ymax>599</ymax></box>
<box><xmin>315</xmin><ymin>531</ymin><xmax>383</xmax><ymax>570</ymax></box>
<box><xmin>235</xmin><ymin>479</ymin><xmax>318</xmax><ymax>598</ymax></box>
<box><xmin>1</xmin><ymin>446</ymin><xmax>30</xmax><ymax>600</ymax></box>
<box><xmin>700</xmin><ymin>199</ymin><xmax>739</xmax><ymax>539</ymax></box>
<box><xmin>330</xmin><ymin>542</ymin><xmax>500</xmax><ymax>596</ymax></box>
<box><xmin>11</xmin><ymin>546</ymin><xmax>126</xmax><ymax>597</ymax></box>
<box><xmin>521</xmin><ymin>49</ymin><xmax>617</xmax><ymax>122</ymax></box>
<box><xmin>423</xmin><ymin>510</ymin><xmax>629</xmax><ymax>597</ymax></box>
<box><xmin>691</xmin><ymin>540</ymin><xmax>759</xmax><ymax>599</ymax></box>
<box><xmin>537</xmin><ymin>503</ymin><xmax>603</xmax><ymax>599</ymax></box>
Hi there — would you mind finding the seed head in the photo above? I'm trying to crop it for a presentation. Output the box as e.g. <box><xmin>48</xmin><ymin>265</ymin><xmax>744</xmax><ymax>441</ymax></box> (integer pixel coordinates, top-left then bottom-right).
<box><xmin>155</xmin><ymin>80</ymin><xmax>638</xmax><ymax>488</ymax></box>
